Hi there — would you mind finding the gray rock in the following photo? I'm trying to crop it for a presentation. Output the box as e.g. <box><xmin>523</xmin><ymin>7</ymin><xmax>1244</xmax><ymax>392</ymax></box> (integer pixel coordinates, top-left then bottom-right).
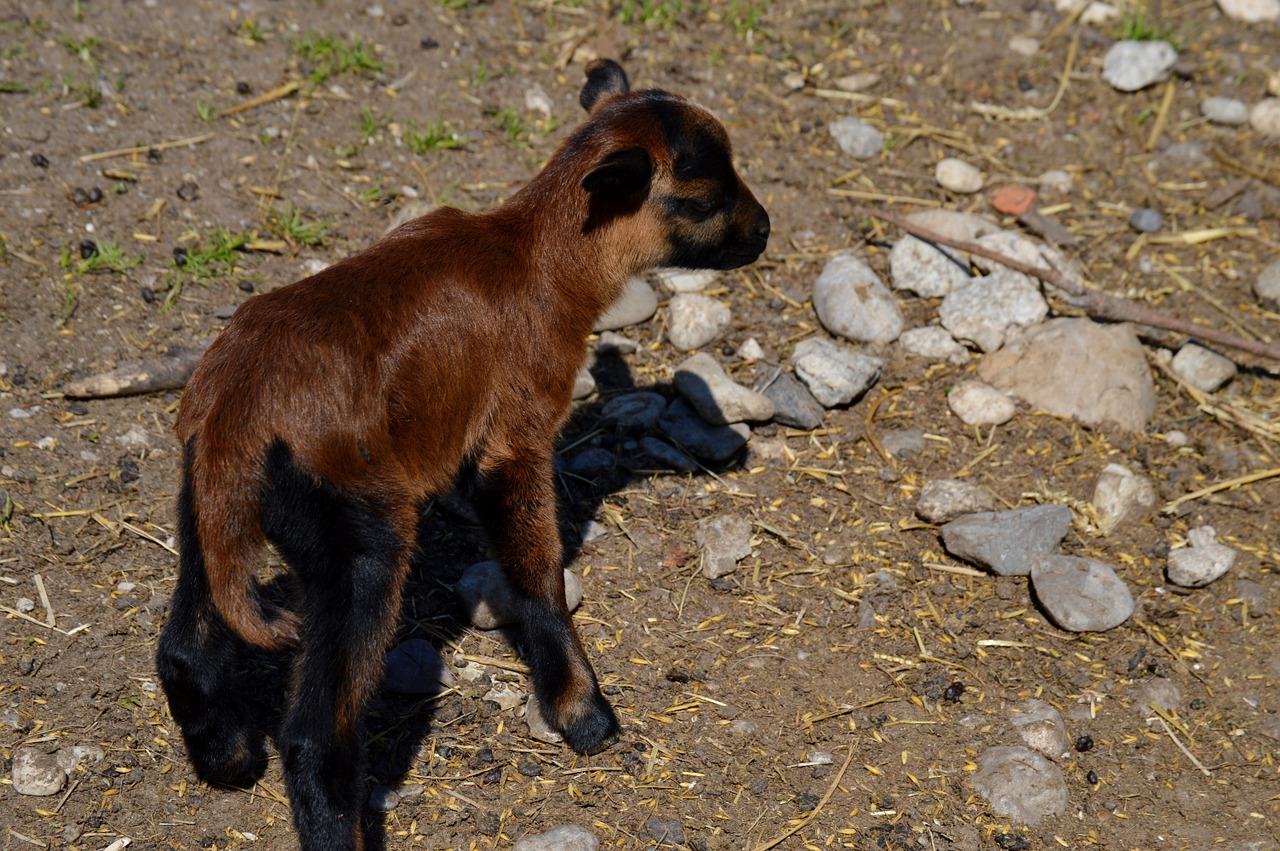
<box><xmin>674</xmin><ymin>353</ymin><xmax>774</xmax><ymax>424</ymax></box>
<box><xmin>1092</xmin><ymin>463</ymin><xmax>1156</xmax><ymax>535</ymax></box>
<box><xmin>829</xmin><ymin>116</ymin><xmax>883</xmax><ymax>159</ymax></box>
<box><xmin>1257</xmin><ymin>258</ymin><xmax>1280</xmax><ymax>311</ymax></box>
<box><xmin>524</xmin><ymin>693</ymin><xmax>564</xmax><ymax>744</ymax></box>
<box><xmin>1030</xmin><ymin>555</ymin><xmax>1134</xmax><ymax>632</ymax></box>
<box><xmin>594</xmin><ymin>277</ymin><xmax>657</xmax><ymax>331</ymax></box>
<box><xmin>384</xmin><ymin>639</ymin><xmax>452</xmax><ymax>696</ymax></box>
<box><xmin>737</xmin><ymin>337</ymin><xmax>766</xmax><ymax>361</ymax></box>
<box><xmin>880</xmin><ymin>428</ymin><xmax>925</xmax><ymax>458</ymax></box>
<box><xmin>12</xmin><ymin>747</ymin><xmax>67</xmax><ymax>796</ymax></box>
<box><xmin>759</xmin><ymin>368</ymin><xmax>825</xmax><ymax>430</ymax></box>
<box><xmin>1235</xmin><ymin>578</ymin><xmax>1269</xmax><ymax>616</ymax></box>
<box><xmin>580</xmin><ymin>519</ymin><xmax>608</xmax><ymax>545</ymax></box>
<box><xmin>1217</xmin><ymin>0</ymin><xmax>1280</xmax><ymax>21</ymax></box>
<box><xmin>658</xmin><ymin>399</ymin><xmax>749</xmax><ymax>462</ymax></box>
<box><xmin>888</xmin><ymin>236</ymin><xmax>971</xmax><ymax>298</ymax></box>
<box><xmin>482</xmin><ymin>681</ymin><xmax>526</xmax><ymax>711</ymax></box>
<box><xmin>898</xmin><ymin>325</ymin><xmax>970</xmax><ymax>365</ymax></box>
<box><xmin>1011</xmin><ymin>698</ymin><xmax>1072</xmax><ymax>760</ymax></box>
<box><xmin>367</xmin><ymin>786</ymin><xmax>400</xmax><ymax>812</ymax></box>
<box><xmin>573</xmin><ymin>366</ymin><xmax>596</xmax><ymax>400</ymax></box>
<box><xmin>1038</xmin><ymin>170</ymin><xmax>1074</xmax><ymax>195</ymax></box>
<box><xmin>938</xmin><ymin>268</ymin><xmax>1048</xmax><ymax>352</ymax></box>
<box><xmin>977</xmin><ymin>318</ymin><xmax>1156</xmax><ymax>433</ymax></box>
<box><xmin>602</xmin><ymin>392</ymin><xmax>667</xmax><ymax>431</ymax></box>
<box><xmin>1130</xmin><ymin>678</ymin><xmax>1181</xmax><ymax>714</ymax></box>
<box><xmin>970</xmin><ymin>745</ymin><xmax>1069</xmax><ymax>825</ymax></box>
<box><xmin>935</xmin><ymin>157</ymin><xmax>984</xmax><ymax>193</ymax></box>
<box><xmin>790</xmin><ymin>337</ymin><xmax>882</xmax><ymax>408</ymax></box>
<box><xmin>514</xmin><ymin>824</ymin><xmax>600</xmax><ymax>851</ymax></box>
<box><xmin>916</xmin><ymin>479</ymin><xmax>996</xmax><ymax>524</ymax></box>
<box><xmin>1250</xmin><ymin>98</ymin><xmax>1280</xmax><ymax>138</ymax></box>
<box><xmin>636</xmin><ymin>436</ymin><xmax>699</xmax><ymax>471</ymax></box>
<box><xmin>457</xmin><ymin>562</ymin><xmax>584</xmax><ymax>629</ymax></box>
<box><xmin>940</xmin><ymin>505</ymin><xmax>1073</xmax><ymax>576</ymax></box>
<box><xmin>1167</xmin><ymin>525</ymin><xmax>1238</xmax><ymax>587</ymax></box>
<box><xmin>666</xmin><ymin>293</ymin><xmax>731</xmax><ymax>351</ymax></box>
<box><xmin>645</xmin><ymin>815</ymin><xmax>686</xmax><ymax>847</ymax></box>
<box><xmin>1171</xmin><ymin>343</ymin><xmax>1237</xmax><ymax>392</ymax></box>
<box><xmin>16</xmin><ymin>596</ymin><xmax>35</xmax><ymax>613</ymax></box>
<box><xmin>1201</xmin><ymin>96</ymin><xmax>1251</xmax><ymax>125</ymax></box>
<box><xmin>55</xmin><ymin>744</ymin><xmax>105</xmax><ymax>774</ymax></box>
<box><xmin>697</xmin><ymin>514</ymin><xmax>753</xmax><ymax>579</ymax></box>
<box><xmin>811</xmin><ymin>252</ymin><xmax>904</xmax><ymax>344</ymax></box>
<box><xmin>1128</xmin><ymin>207</ymin><xmax>1164</xmax><ymax>233</ymax></box>
<box><xmin>1102</xmin><ymin>40</ymin><xmax>1177</xmax><ymax>92</ymax></box>
<box><xmin>947</xmin><ymin>380</ymin><xmax>1016</xmax><ymax>426</ymax></box>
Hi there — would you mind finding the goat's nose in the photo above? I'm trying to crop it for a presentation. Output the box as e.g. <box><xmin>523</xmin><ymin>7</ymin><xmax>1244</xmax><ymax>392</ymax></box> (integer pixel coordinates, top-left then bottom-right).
<box><xmin>755</xmin><ymin>212</ymin><xmax>771</xmax><ymax>241</ymax></box>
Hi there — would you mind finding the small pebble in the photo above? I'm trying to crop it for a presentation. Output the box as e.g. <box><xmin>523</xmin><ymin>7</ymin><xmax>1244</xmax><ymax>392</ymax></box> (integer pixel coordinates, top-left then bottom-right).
<box><xmin>16</xmin><ymin>597</ymin><xmax>35</xmax><ymax>613</ymax></box>
<box><xmin>828</xmin><ymin>116</ymin><xmax>883</xmax><ymax>160</ymax></box>
<box><xmin>176</xmin><ymin>181</ymin><xmax>199</xmax><ymax>201</ymax></box>
<box><xmin>31</xmin><ymin>153</ymin><xmax>49</xmax><ymax>168</ymax></box>
<box><xmin>935</xmin><ymin>158</ymin><xmax>984</xmax><ymax>193</ymax></box>
<box><xmin>947</xmin><ymin>380</ymin><xmax>1016</xmax><ymax>426</ymax></box>
<box><xmin>1008</xmin><ymin>35</ymin><xmax>1040</xmax><ymax>57</ymax></box>
<box><xmin>1250</xmin><ymin>98</ymin><xmax>1280</xmax><ymax>138</ymax></box>
<box><xmin>1102</xmin><ymin>40</ymin><xmax>1177</xmax><ymax>92</ymax></box>
<box><xmin>1075</xmin><ymin>735</ymin><xmax>1094</xmax><ymax>752</ymax></box>
<box><xmin>1037</xmin><ymin>170</ymin><xmax>1073</xmax><ymax>195</ymax></box>
<box><xmin>1128</xmin><ymin>207</ymin><xmax>1164</xmax><ymax>233</ymax></box>
<box><xmin>992</xmin><ymin>185</ymin><xmax>1036</xmax><ymax>215</ymax></box>
<box><xmin>1200</xmin><ymin>96</ymin><xmax>1250</xmax><ymax>126</ymax></box>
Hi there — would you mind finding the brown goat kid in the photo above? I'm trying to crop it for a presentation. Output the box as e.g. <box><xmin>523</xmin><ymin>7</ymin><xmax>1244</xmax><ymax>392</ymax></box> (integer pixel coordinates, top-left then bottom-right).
<box><xmin>157</xmin><ymin>59</ymin><xmax>769</xmax><ymax>850</ymax></box>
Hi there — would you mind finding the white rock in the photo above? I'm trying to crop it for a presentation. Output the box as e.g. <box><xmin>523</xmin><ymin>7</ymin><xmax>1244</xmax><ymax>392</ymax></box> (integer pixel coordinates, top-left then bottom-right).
<box><xmin>971</xmin><ymin>745</ymin><xmax>1069</xmax><ymax>824</ymax></box>
<box><xmin>1038</xmin><ymin>170</ymin><xmax>1074</xmax><ymax>195</ymax></box>
<box><xmin>673</xmin><ymin>353</ymin><xmax>774</xmax><ymax>425</ymax></box>
<box><xmin>1201</xmin><ymin>96</ymin><xmax>1251</xmax><ymax>126</ymax></box>
<box><xmin>1091</xmin><ymin>463</ymin><xmax>1156</xmax><ymax>535</ymax></box>
<box><xmin>655</xmin><ymin>268</ymin><xmax>718</xmax><ymax>293</ymax></box>
<box><xmin>790</xmin><ymin>337</ymin><xmax>882</xmax><ymax>408</ymax></box>
<box><xmin>1011</xmin><ymin>699</ymin><xmax>1072</xmax><ymax>760</ymax></box>
<box><xmin>916</xmin><ymin>479</ymin><xmax>996</xmax><ymax>524</ymax></box>
<box><xmin>1250</xmin><ymin>98</ymin><xmax>1280</xmax><ymax>138</ymax></box>
<box><xmin>972</xmin><ymin>231</ymin><xmax>1073</xmax><ymax>278</ymax></box>
<box><xmin>1167</xmin><ymin>525</ymin><xmax>1238</xmax><ymax>587</ymax></box>
<box><xmin>595</xmin><ymin>277</ymin><xmax>657</xmax><ymax>331</ymax></box>
<box><xmin>1102</xmin><ymin>41</ymin><xmax>1177</xmax><ymax>92</ymax></box>
<box><xmin>482</xmin><ymin>682</ymin><xmax>526</xmax><ymax>711</ymax></box>
<box><xmin>116</xmin><ymin>425</ymin><xmax>152</xmax><ymax>448</ymax></box>
<box><xmin>898</xmin><ymin>326</ymin><xmax>971</xmax><ymax>365</ymax></box>
<box><xmin>1217</xmin><ymin>0</ymin><xmax>1280</xmax><ymax>21</ymax></box>
<box><xmin>524</xmin><ymin>83</ymin><xmax>554</xmax><ymax>116</ymax></box>
<box><xmin>666</xmin><ymin>293</ymin><xmax>731</xmax><ymax>351</ymax></box>
<box><xmin>1256</xmin><ymin>257</ymin><xmax>1280</xmax><ymax>310</ymax></box>
<box><xmin>514</xmin><ymin>825</ymin><xmax>600</xmax><ymax>851</ymax></box>
<box><xmin>697</xmin><ymin>514</ymin><xmax>753</xmax><ymax>579</ymax></box>
<box><xmin>828</xmin><ymin>117</ymin><xmax>883</xmax><ymax>159</ymax></box>
<box><xmin>1030</xmin><ymin>555</ymin><xmax>1135</xmax><ymax>632</ymax></box>
<box><xmin>1009</xmin><ymin>35</ymin><xmax>1040</xmax><ymax>57</ymax></box>
<box><xmin>737</xmin><ymin>337</ymin><xmax>766</xmax><ymax>361</ymax></box>
<box><xmin>572</xmin><ymin>366</ymin><xmax>596</xmax><ymax>400</ymax></box>
<box><xmin>811</xmin><ymin>252</ymin><xmax>904</xmax><ymax>344</ymax></box>
<box><xmin>12</xmin><ymin>747</ymin><xmax>67</xmax><ymax>796</ymax></box>
<box><xmin>938</xmin><ymin>268</ymin><xmax>1048</xmax><ymax>352</ymax></box>
<box><xmin>888</xmin><ymin>236</ymin><xmax>971</xmax><ymax>298</ymax></box>
<box><xmin>833</xmin><ymin>72</ymin><xmax>881</xmax><ymax>92</ymax></box>
<box><xmin>1171</xmin><ymin>343</ymin><xmax>1237</xmax><ymax>392</ymax></box>
<box><xmin>935</xmin><ymin>158</ymin><xmax>984</xmax><ymax>193</ymax></box>
<box><xmin>947</xmin><ymin>380</ymin><xmax>1016</xmax><ymax>425</ymax></box>
<box><xmin>904</xmin><ymin>209</ymin><xmax>1000</xmax><ymax>244</ymax></box>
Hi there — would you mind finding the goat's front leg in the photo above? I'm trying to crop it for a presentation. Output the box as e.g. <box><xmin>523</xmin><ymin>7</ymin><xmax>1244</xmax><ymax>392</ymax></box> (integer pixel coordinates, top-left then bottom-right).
<box><xmin>474</xmin><ymin>452</ymin><xmax>619</xmax><ymax>754</ymax></box>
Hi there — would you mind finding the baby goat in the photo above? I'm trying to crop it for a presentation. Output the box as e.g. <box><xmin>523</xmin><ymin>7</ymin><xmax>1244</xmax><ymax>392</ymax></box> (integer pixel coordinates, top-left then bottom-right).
<box><xmin>157</xmin><ymin>59</ymin><xmax>769</xmax><ymax>850</ymax></box>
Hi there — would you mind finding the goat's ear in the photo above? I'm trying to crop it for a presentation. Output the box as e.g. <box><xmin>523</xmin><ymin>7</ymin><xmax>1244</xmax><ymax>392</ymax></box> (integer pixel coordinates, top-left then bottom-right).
<box><xmin>580</xmin><ymin>59</ymin><xmax>630</xmax><ymax>113</ymax></box>
<box><xmin>581</xmin><ymin>146</ymin><xmax>653</xmax><ymax>196</ymax></box>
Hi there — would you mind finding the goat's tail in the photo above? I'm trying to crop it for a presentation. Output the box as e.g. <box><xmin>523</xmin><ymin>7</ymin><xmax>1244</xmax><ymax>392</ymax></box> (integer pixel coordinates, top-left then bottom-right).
<box><xmin>179</xmin><ymin>437</ymin><xmax>300</xmax><ymax>650</ymax></box>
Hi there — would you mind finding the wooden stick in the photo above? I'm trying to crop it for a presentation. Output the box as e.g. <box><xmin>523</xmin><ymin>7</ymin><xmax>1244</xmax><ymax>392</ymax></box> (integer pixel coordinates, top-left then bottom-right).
<box><xmin>79</xmin><ymin>133</ymin><xmax>214</xmax><ymax>163</ymax></box>
<box><xmin>748</xmin><ymin>746</ymin><xmax>855</xmax><ymax>851</ymax></box>
<box><xmin>63</xmin><ymin>342</ymin><xmax>211</xmax><ymax>399</ymax></box>
<box><xmin>851</xmin><ymin>205</ymin><xmax>1280</xmax><ymax>364</ymax></box>
<box><xmin>217</xmin><ymin>80</ymin><xmax>302</xmax><ymax>118</ymax></box>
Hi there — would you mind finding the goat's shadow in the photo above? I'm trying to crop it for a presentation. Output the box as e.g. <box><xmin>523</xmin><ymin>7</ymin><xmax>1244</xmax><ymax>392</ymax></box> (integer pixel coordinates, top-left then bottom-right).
<box><xmin>222</xmin><ymin>345</ymin><xmax>746</xmax><ymax>849</ymax></box>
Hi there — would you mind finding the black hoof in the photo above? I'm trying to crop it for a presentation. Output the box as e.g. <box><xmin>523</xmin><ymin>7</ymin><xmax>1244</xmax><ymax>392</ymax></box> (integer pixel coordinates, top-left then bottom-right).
<box><xmin>561</xmin><ymin>693</ymin><xmax>621</xmax><ymax>755</ymax></box>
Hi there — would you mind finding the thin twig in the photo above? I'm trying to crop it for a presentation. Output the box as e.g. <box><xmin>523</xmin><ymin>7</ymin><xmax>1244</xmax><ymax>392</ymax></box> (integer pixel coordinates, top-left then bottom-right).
<box><xmin>79</xmin><ymin>134</ymin><xmax>214</xmax><ymax>163</ymax></box>
<box><xmin>1152</xmin><ymin>714</ymin><xmax>1211</xmax><ymax>776</ymax></box>
<box><xmin>1161</xmin><ymin>467</ymin><xmax>1280</xmax><ymax>514</ymax></box>
<box><xmin>748</xmin><ymin>746</ymin><xmax>855</xmax><ymax>851</ymax></box>
<box><xmin>851</xmin><ymin>205</ymin><xmax>1280</xmax><ymax>363</ymax></box>
<box><xmin>34</xmin><ymin>573</ymin><xmax>54</xmax><ymax>627</ymax></box>
<box><xmin>217</xmin><ymin>80</ymin><xmax>302</xmax><ymax>118</ymax></box>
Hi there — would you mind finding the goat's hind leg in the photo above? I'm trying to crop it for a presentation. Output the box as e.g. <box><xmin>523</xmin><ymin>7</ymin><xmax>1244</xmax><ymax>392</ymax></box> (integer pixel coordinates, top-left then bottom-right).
<box><xmin>264</xmin><ymin>457</ymin><xmax>413</xmax><ymax>851</ymax></box>
<box><xmin>156</xmin><ymin>455</ymin><xmax>266</xmax><ymax>786</ymax></box>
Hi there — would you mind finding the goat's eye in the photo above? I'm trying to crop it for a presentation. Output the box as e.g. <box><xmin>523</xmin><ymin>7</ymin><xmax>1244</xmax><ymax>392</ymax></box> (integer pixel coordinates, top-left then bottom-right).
<box><xmin>680</xmin><ymin>197</ymin><xmax>716</xmax><ymax>217</ymax></box>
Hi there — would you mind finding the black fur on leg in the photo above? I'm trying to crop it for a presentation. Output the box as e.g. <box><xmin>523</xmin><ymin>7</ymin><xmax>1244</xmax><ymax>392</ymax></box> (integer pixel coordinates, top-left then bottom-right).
<box><xmin>262</xmin><ymin>442</ymin><xmax>411</xmax><ymax>851</ymax></box>
<box><xmin>156</xmin><ymin>445</ymin><xmax>266</xmax><ymax>787</ymax></box>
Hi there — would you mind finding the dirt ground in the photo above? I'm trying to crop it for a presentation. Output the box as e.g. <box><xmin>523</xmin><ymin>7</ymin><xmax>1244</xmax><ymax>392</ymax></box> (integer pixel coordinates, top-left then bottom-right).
<box><xmin>2</xmin><ymin>0</ymin><xmax>1280</xmax><ymax>849</ymax></box>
